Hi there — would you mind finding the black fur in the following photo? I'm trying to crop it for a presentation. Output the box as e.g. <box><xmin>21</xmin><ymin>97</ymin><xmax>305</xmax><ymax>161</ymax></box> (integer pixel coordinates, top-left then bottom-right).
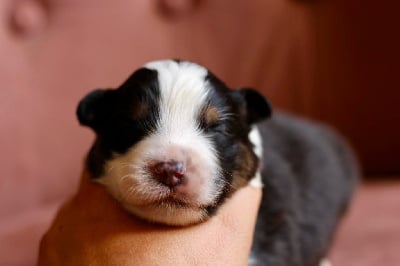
<box><xmin>77</xmin><ymin>68</ymin><xmax>161</xmax><ymax>177</ymax></box>
<box><xmin>77</xmin><ymin>60</ymin><xmax>358</xmax><ymax>265</ymax></box>
<box><xmin>200</xmin><ymin>72</ymin><xmax>272</xmax><ymax>213</ymax></box>
<box><xmin>250</xmin><ymin>114</ymin><xmax>358</xmax><ymax>265</ymax></box>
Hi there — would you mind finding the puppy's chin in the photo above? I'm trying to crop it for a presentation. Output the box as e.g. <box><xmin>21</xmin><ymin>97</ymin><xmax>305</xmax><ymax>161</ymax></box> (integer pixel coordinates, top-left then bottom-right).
<box><xmin>96</xmin><ymin>177</ymin><xmax>214</xmax><ymax>225</ymax></box>
<box><xmin>122</xmin><ymin>201</ymin><xmax>209</xmax><ymax>226</ymax></box>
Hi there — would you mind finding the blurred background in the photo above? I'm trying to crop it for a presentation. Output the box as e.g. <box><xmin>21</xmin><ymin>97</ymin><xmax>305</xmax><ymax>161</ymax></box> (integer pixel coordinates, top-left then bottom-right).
<box><xmin>0</xmin><ymin>0</ymin><xmax>399</xmax><ymax>265</ymax></box>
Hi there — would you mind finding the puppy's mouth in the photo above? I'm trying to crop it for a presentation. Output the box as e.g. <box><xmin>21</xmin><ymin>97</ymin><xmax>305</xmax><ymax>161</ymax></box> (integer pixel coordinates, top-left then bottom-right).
<box><xmin>153</xmin><ymin>196</ymin><xmax>198</xmax><ymax>208</ymax></box>
<box><xmin>129</xmin><ymin>191</ymin><xmax>206</xmax><ymax>209</ymax></box>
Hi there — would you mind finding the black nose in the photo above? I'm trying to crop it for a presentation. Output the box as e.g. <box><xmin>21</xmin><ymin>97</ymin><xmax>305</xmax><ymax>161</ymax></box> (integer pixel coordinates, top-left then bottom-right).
<box><xmin>150</xmin><ymin>160</ymin><xmax>186</xmax><ymax>187</ymax></box>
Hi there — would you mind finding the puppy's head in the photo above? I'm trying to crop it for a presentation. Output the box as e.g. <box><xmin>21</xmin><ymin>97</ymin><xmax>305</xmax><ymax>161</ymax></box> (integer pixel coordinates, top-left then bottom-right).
<box><xmin>77</xmin><ymin>60</ymin><xmax>271</xmax><ymax>225</ymax></box>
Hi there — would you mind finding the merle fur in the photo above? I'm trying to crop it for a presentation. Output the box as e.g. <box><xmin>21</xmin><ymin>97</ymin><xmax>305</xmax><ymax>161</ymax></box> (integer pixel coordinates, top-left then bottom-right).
<box><xmin>77</xmin><ymin>61</ymin><xmax>358</xmax><ymax>266</ymax></box>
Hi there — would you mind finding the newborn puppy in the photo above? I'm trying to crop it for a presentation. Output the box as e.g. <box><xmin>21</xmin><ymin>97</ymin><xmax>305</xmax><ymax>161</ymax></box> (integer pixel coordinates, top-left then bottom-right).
<box><xmin>77</xmin><ymin>60</ymin><xmax>358</xmax><ymax>265</ymax></box>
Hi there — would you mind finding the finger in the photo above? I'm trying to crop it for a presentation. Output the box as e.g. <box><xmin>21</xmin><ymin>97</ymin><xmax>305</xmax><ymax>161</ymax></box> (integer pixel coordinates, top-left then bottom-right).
<box><xmin>218</xmin><ymin>185</ymin><xmax>262</xmax><ymax>230</ymax></box>
<box><xmin>210</xmin><ymin>185</ymin><xmax>262</xmax><ymax>264</ymax></box>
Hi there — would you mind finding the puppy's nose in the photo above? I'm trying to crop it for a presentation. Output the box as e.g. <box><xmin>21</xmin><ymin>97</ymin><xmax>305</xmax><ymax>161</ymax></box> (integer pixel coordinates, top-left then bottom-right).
<box><xmin>150</xmin><ymin>160</ymin><xmax>186</xmax><ymax>187</ymax></box>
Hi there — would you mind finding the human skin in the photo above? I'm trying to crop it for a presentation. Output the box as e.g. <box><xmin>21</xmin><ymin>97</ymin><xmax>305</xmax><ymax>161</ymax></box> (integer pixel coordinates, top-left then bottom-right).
<box><xmin>38</xmin><ymin>170</ymin><xmax>262</xmax><ymax>266</ymax></box>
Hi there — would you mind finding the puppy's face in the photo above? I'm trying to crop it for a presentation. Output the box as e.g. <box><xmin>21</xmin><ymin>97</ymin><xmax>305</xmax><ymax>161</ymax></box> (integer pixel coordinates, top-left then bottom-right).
<box><xmin>77</xmin><ymin>60</ymin><xmax>271</xmax><ymax>225</ymax></box>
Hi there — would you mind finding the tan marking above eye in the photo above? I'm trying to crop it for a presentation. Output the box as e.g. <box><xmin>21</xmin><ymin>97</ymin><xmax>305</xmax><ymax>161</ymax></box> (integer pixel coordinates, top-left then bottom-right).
<box><xmin>201</xmin><ymin>106</ymin><xmax>219</xmax><ymax>127</ymax></box>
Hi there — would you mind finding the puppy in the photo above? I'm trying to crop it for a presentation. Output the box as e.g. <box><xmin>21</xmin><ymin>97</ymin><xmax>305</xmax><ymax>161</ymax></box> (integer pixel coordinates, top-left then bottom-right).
<box><xmin>77</xmin><ymin>60</ymin><xmax>358</xmax><ymax>265</ymax></box>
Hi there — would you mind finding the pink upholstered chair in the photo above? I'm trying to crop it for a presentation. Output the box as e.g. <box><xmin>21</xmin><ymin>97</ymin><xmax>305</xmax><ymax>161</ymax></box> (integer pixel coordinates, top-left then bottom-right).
<box><xmin>1</xmin><ymin>0</ymin><xmax>398</xmax><ymax>265</ymax></box>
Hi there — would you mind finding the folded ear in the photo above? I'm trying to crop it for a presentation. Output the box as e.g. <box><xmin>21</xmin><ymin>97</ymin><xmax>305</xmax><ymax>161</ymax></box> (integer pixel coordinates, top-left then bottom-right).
<box><xmin>76</xmin><ymin>89</ymin><xmax>109</xmax><ymax>130</ymax></box>
<box><xmin>236</xmin><ymin>88</ymin><xmax>272</xmax><ymax>124</ymax></box>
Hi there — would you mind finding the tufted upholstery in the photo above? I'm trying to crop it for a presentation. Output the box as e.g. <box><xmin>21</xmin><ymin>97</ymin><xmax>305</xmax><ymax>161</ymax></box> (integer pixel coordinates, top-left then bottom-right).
<box><xmin>0</xmin><ymin>0</ymin><xmax>398</xmax><ymax>265</ymax></box>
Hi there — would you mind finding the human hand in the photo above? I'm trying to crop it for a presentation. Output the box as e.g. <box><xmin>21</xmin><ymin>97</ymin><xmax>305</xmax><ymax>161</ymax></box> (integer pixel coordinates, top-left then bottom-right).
<box><xmin>38</xmin><ymin>170</ymin><xmax>262</xmax><ymax>266</ymax></box>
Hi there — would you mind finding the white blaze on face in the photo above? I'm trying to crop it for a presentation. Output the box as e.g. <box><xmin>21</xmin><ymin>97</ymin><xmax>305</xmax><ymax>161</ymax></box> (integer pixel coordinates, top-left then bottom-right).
<box><xmin>97</xmin><ymin>60</ymin><xmax>223</xmax><ymax>225</ymax></box>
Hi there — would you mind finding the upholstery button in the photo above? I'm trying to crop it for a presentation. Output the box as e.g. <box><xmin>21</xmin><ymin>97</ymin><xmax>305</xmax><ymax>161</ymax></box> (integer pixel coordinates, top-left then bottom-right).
<box><xmin>10</xmin><ymin>0</ymin><xmax>47</xmax><ymax>36</ymax></box>
<box><xmin>158</xmin><ymin>0</ymin><xmax>201</xmax><ymax>19</ymax></box>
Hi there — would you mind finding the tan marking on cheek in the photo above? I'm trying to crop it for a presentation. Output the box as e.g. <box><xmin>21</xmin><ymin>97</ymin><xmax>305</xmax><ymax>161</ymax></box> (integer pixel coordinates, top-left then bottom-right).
<box><xmin>231</xmin><ymin>143</ymin><xmax>258</xmax><ymax>189</ymax></box>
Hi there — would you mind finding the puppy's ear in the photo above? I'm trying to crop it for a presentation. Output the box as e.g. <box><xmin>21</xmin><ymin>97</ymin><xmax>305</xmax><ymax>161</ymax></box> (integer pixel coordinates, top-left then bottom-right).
<box><xmin>77</xmin><ymin>89</ymin><xmax>110</xmax><ymax>130</ymax></box>
<box><xmin>235</xmin><ymin>88</ymin><xmax>272</xmax><ymax>124</ymax></box>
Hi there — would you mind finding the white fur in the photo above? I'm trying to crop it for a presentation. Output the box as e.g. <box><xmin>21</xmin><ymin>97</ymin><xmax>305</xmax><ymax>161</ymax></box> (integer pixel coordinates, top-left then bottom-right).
<box><xmin>248</xmin><ymin>253</ymin><xmax>258</xmax><ymax>266</ymax></box>
<box><xmin>320</xmin><ymin>258</ymin><xmax>332</xmax><ymax>266</ymax></box>
<box><xmin>145</xmin><ymin>60</ymin><xmax>222</xmax><ymax>203</ymax></box>
<box><xmin>97</xmin><ymin>60</ymin><xmax>223</xmax><ymax>225</ymax></box>
<box><xmin>249</xmin><ymin>126</ymin><xmax>264</xmax><ymax>188</ymax></box>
